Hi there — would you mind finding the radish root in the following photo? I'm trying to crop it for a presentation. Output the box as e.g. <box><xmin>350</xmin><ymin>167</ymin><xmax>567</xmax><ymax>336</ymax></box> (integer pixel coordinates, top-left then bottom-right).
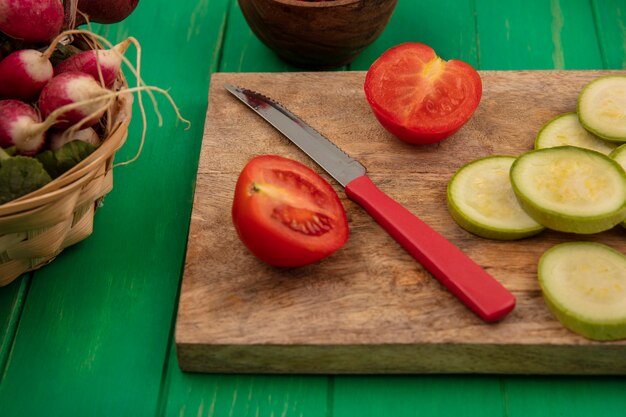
<box><xmin>65</xmin><ymin>98</ymin><xmax>114</xmax><ymax>135</ymax></box>
<box><xmin>65</xmin><ymin>0</ymin><xmax>79</xmax><ymax>30</ymax></box>
<box><xmin>39</xmin><ymin>85</ymin><xmax>190</xmax><ymax>148</ymax></box>
<box><xmin>41</xmin><ymin>85</ymin><xmax>190</xmax><ymax>128</ymax></box>
<box><xmin>45</xmin><ymin>29</ymin><xmax>161</xmax><ymax>124</ymax></box>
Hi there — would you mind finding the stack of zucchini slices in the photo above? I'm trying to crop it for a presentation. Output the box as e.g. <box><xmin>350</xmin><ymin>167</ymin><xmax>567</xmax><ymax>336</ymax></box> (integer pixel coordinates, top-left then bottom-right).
<box><xmin>447</xmin><ymin>75</ymin><xmax>626</xmax><ymax>341</ymax></box>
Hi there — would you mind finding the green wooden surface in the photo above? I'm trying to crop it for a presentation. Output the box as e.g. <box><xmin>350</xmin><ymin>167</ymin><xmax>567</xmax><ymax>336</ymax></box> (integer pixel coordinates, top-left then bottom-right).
<box><xmin>475</xmin><ymin>0</ymin><xmax>603</xmax><ymax>70</ymax></box>
<box><xmin>351</xmin><ymin>0</ymin><xmax>479</xmax><ymax>69</ymax></box>
<box><xmin>1</xmin><ymin>0</ymin><xmax>625</xmax><ymax>416</ymax></box>
<box><xmin>0</xmin><ymin>276</ymin><xmax>29</xmax><ymax>381</ymax></box>
<box><xmin>592</xmin><ymin>0</ymin><xmax>626</xmax><ymax>69</ymax></box>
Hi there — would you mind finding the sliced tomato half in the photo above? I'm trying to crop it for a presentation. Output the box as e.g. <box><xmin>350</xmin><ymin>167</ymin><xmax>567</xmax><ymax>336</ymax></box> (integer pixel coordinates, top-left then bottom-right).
<box><xmin>232</xmin><ymin>155</ymin><xmax>349</xmax><ymax>267</ymax></box>
<box><xmin>364</xmin><ymin>42</ymin><xmax>482</xmax><ymax>144</ymax></box>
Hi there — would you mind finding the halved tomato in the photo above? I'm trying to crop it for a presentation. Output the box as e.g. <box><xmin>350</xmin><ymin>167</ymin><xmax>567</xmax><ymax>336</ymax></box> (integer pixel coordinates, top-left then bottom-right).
<box><xmin>364</xmin><ymin>42</ymin><xmax>482</xmax><ymax>144</ymax></box>
<box><xmin>232</xmin><ymin>155</ymin><xmax>349</xmax><ymax>267</ymax></box>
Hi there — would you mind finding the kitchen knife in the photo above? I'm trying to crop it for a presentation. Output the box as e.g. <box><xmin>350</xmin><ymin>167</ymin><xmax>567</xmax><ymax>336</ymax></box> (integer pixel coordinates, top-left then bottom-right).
<box><xmin>224</xmin><ymin>83</ymin><xmax>516</xmax><ymax>322</ymax></box>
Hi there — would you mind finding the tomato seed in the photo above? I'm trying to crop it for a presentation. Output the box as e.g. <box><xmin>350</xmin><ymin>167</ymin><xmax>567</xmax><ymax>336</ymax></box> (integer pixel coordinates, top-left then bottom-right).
<box><xmin>271</xmin><ymin>169</ymin><xmax>328</xmax><ymax>207</ymax></box>
<box><xmin>273</xmin><ymin>205</ymin><xmax>333</xmax><ymax>236</ymax></box>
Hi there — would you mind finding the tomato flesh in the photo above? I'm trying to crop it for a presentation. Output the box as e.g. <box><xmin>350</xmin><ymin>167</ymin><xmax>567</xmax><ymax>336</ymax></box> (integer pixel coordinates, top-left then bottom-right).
<box><xmin>364</xmin><ymin>42</ymin><xmax>482</xmax><ymax>144</ymax></box>
<box><xmin>232</xmin><ymin>155</ymin><xmax>349</xmax><ymax>267</ymax></box>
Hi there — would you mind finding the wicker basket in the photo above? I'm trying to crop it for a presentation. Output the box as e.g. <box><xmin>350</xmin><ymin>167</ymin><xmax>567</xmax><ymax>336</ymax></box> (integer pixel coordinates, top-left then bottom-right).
<box><xmin>0</xmin><ymin>84</ymin><xmax>133</xmax><ymax>286</ymax></box>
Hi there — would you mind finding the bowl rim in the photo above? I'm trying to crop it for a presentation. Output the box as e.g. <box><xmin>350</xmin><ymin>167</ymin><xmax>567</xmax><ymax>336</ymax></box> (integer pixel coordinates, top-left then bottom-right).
<box><xmin>269</xmin><ymin>0</ymin><xmax>362</xmax><ymax>8</ymax></box>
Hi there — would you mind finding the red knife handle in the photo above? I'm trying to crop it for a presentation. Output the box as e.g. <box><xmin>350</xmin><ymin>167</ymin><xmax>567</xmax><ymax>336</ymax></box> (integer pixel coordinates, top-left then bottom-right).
<box><xmin>345</xmin><ymin>175</ymin><xmax>515</xmax><ymax>322</ymax></box>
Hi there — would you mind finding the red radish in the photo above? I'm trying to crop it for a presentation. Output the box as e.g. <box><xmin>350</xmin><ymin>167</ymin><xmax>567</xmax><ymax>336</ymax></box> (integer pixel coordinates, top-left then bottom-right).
<box><xmin>77</xmin><ymin>0</ymin><xmax>140</xmax><ymax>24</ymax></box>
<box><xmin>0</xmin><ymin>49</ymin><xmax>53</xmax><ymax>101</ymax></box>
<box><xmin>0</xmin><ymin>0</ymin><xmax>64</xmax><ymax>43</ymax></box>
<box><xmin>49</xmin><ymin>127</ymin><xmax>101</xmax><ymax>150</ymax></box>
<box><xmin>39</xmin><ymin>71</ymin><xmax>111</xmax><ymax>129</ymax></box>
<box><xmin>0</xmin><ymin>100</ymin><xmax>47</xmax><ymax>155</ymax></box>
<box><xmin>54</xmin><ymin>39</ymin><xmax>131</xmax><ymax>87</ymax></box>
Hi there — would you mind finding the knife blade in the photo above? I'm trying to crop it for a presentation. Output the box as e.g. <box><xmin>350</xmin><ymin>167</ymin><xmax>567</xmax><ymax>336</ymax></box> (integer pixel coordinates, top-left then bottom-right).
<box><xmin>224</xmin><ymin>83</ymin><xmax>516</xmax><ymax>322</ymax></box>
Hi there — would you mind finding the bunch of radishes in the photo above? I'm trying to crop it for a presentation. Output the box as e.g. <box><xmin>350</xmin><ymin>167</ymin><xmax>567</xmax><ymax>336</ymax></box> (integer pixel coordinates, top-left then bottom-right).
<box><xmin>0</xmin><ymin>0</ymin><xmax>189</xmax><ymax>205</ymax></box>
<box><xmin>0</xmin><ymin>0</ymin><xmax>140</xmax><ymax>155</ymax></box>
<box><xmin>0</xmin><ymin>0</ymin><xmax>139</xmax><ymax>46</ymax></box>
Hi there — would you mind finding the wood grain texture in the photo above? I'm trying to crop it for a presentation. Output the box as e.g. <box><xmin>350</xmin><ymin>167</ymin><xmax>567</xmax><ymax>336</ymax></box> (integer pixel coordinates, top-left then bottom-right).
<box><xmin>475</xmin><ymin>0</ymin><xmax>603</xmax><ymax>69</ymax></box>
<box><xmin>333</xmin><ymin>375</ymin><xmax>504</xmax><ymax>417</ymax></box>
<box><xmin>592</xmin><ymin>0</ymin><xmax>626</xmax><ymax>69</ymax></box>
<box><xmin>350</xmin><ymin>0</ymin><xmax>478</xmax><ymax>69</ymax></box>
<box><xmin>503</xmin><ymin>375</ymin><xmax>626</xmax><ymax>417</ymax></box>
<box><xmin>162</xmin><ymin>342</ymin><xmax>329</xmax><ymax>417</ymax></box>
<box><xmin>176</xmin><ymin>70</ymin><xmax>626</xmax><ymax>375</ymax></box>
<box><xmin>0</xmin><ymin>277</ymin><xmax>28</xmax><ymax>381</ymax></box>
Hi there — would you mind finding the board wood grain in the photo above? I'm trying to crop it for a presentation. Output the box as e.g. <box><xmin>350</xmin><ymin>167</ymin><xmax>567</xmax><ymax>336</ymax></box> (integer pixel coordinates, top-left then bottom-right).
<box><xmin>176</xmin><ymin>71</ymin><xmax>626</xmax><ymax>375</ymax></box>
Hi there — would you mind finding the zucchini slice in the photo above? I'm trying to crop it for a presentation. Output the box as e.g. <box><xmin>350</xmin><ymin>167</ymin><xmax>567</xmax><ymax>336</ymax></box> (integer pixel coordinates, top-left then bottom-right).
<box><xmin>610</xmin><ymin>143</ymin><xmax>626</xmax><ymax>170</ymax></box>
<box><xmin>535</xmin><ymin>112</ymin><xmax>618</xmax><ymax>155</ymax></box>
<box><xmin>578</xmin><ymin>75</ymin><xmax>626</xmax><ymax>142</ymax></box>
<box><xmin>510</xmin><ymin>146</ymin><xmax>626</xmax><ymax>234</ymax></box>
<box><xmin>447</xmin><ymin>156</ymin><xmax>544</xmax><ymax>240</ymax></box>
<box><xmin>610</xmin><ymin>144</ymin><xmax>626</xmax><ymax>227</ymax></box>
<box><xmin>539</xmin><ymin>242</ymin><xmax>626</xmax><ymax>341</ymax></box>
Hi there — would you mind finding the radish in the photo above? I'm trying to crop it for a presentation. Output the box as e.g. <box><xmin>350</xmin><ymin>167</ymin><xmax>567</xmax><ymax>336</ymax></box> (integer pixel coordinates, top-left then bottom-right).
<box><xmin>47</xmin><ymin>30</ymin><xmax>164</xmax><ymax>130</ymax></box>
<box><xmin>0</xmin><ymin>100</ymin><xmax>47</xmax><ymax>155</ymax></box>
<box><xmin>49</xmin><ymin>127</ymin><xmax>101</xmax><ymax>150</ymax></box>
<box><xmin>0</xmin><ymin>49</ymin><xmax>54</xmax><ymax>101</ymax></box>
<box><xmin>40</xmin><ymin>32</ymin><xmax>190</xmax><ymax>140</ymax></box>
<box><xmin>0</xmin><ymin>0</ymin><xmax>64</xmax><ymax>43</ymax></box>
<box><xmin>54</xmin><ymin>39</ymin><xmax>131</xmax><ymax>87</ymax></box>
<box><xmin>76</xmin><ymin>0</ymin><xmax>140</xmax><ymax>24</ymax></box>
<box><xmin>36</xmin><ymin>66</ymin><xmax>190</xmax><ymax>166</ymax></box>
<box><xmin>39</xmin><ymin>71</ymin><xmax>112</xmax><ymax>129</ymax></box>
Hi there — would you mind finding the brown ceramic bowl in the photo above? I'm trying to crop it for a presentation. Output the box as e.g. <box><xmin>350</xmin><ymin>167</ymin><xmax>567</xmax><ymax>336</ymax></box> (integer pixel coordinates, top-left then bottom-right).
<box><xmin>238</xmin><ymin>0</ymin><xmax>398</xmax><ymax>69</ymax></box>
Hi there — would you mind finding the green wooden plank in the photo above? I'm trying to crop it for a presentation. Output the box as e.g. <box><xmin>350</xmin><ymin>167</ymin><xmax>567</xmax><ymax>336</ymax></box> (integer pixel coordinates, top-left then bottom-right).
<box><xmin>0</xmin><ymin>0</ymin><xmax>229</xmax><ymax>415</ymax></box>
<box><xmin>333</xmin><ymin>376</ymin><xmax>504</xmax><ymax>417</ymax></box>
<box><xmin>591</xmin><ymin>0</ymin><xmax>626</xmax><ymax>69</ymax></box>
<box><xmin>0</xmin><ymin>277</ymin><xmax>29</xmax><ymax>381</ymax></box>
<box><xmin>351</xmin><ymin>0</ymin><xmax>479</xmax><ymax>70</ymax></box>
<box><xmin>161</xmin><ymin>343</ymin><xmax>328</xmax><ymax>417</ymax></box>
<box><xmin>503</xmin><ymin>376</ymin><xmax>626</xmax><ymax>417</ymax></box>
<box><xmin>476</xmin><ymin>0</ymin><xmax>603</xmax><ymax>69</ymax></box>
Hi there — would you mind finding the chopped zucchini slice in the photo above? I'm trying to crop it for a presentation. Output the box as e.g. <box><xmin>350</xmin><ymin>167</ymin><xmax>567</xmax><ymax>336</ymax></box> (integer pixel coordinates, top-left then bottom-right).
<box><xmin>539</xmin><ymin>242</ymin><xmax>626</xmax><ymax>341</ymax></box>
<box><xmin>609</xmin><ymin>144</ymin><xmax>626</xmax><ymax>228</ymax></box>
<box><xmin>447</xmin><ymin>156</ymin><xmax>544</xmax><ymax>240</ymax></box>
<box><xmin>535</xmin><ymin>112</ymin><xmax>618</xmax><ymax>155</ymax></box>
<box><xmin>578</xmin><ymin>75</ymin><xmax>626</xmax><ymax>142</ymax></box>
<box><xmin>610</xmin><ymin>143</ymin><xmax>626</xmax><ymax>170</ymax></box>
<box><xmin>510</xmin><ymin>146</ymin><xmax>626</xmax><ymax>234</ymax></box>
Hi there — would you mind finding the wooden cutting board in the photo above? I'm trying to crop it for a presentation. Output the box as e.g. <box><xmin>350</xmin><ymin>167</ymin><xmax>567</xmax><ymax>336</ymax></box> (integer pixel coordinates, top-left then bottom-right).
<box><xmin>176</xmin><ymin>70</ymin><xmax>626</xmax><ymax>375</ymax></box>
